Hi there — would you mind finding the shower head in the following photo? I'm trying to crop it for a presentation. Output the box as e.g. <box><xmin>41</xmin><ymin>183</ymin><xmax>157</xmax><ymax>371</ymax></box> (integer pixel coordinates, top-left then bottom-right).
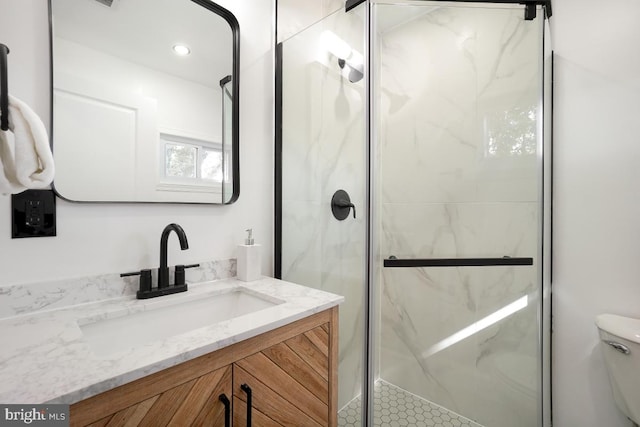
<box><xmin>338</xmin><ymin>58</ymin><xmax>364</xmax><ymax>83</ymax></box>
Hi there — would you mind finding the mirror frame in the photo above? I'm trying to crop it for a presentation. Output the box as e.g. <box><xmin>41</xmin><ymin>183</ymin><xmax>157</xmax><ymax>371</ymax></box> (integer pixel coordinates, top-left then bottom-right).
<box><xmin>48</xmin><ymin>0</ymin><xmax>240</xmax><ymax>204</ymax></box>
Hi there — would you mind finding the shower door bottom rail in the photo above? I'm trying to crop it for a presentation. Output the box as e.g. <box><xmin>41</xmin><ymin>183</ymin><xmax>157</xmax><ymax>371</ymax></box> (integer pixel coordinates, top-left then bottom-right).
<box><xmin>383</xmin><ymin>256</ymin><xmax>533</xmax><ymax>268</ymax></box>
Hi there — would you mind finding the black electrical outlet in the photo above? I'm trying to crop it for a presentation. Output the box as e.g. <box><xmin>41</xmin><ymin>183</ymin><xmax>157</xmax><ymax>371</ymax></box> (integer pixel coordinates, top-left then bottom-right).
<box><xmin>11</xmin><ymin>189</ymin><xmax>57</xmax><ymax>238</ymax></box>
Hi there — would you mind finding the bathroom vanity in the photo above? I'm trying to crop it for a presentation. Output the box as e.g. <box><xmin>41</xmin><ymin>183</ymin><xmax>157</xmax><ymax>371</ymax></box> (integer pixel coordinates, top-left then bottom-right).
<box><xmin>0</xmin><ymin>272</ymin><xmax>343</xmax><ymax>426</ymax></box>
<box><xmin>71</xmin><ymin>308</ymin><xmax>337</xmax><ymax>426</ymax></box>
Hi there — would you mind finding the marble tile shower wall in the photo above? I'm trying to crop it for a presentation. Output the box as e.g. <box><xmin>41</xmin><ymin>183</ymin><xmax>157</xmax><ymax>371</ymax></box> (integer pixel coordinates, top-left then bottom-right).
<box><xmin>280</xmin><ymin>11</ymin><xmax>366</xmax><ymax>410</ymax></box>
<box><xmin>377</xmin><ymin>6</ymin><xmax>541</xmax><ymax>427</ymax></box>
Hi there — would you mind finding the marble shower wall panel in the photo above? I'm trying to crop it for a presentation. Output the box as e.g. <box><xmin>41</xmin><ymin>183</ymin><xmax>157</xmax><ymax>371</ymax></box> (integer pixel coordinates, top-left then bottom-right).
<box><xmin>378</xmin><ymin>7</ymin><xmax>478</xmax><ymax>206</ymax></box>
<box><xmin>378</xmin><ymin>6</ymin><xmax>539</xmax><ymax>206</ymax></box>
<box><xmin>281</xmin><ymin>201</ymin><xmax>322</xmax><ymax>287</ymax></box>
<box><xmin>381</xmin><ymin>202</ymin><xmax>538</xmax><ymax>259</ymax></box>
<box><xmin>474</xmin><ymin>7</ymin><xmax>541</xmax><ymax>99</ymax></box>
<box><xmin>281</xmin><ymin>10</ymin><xmax>366</xmax><ymax>409</ymax></box>
<box><xmin>376</xmin><ymin>5</ymin><xmax>541</xmax><ymax>427</ymax></box>
<box><xmin>380</xmin><ymin>265</ymin><xmax>539</xmax><ymax>427</ymax></box>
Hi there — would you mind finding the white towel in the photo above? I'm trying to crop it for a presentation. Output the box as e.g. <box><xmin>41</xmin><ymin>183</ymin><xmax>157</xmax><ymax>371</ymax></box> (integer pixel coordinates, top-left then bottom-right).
<box><xmin>0</xmin><ymin>95</ymin><xmax>55</xmax><ymax>194</ymax></box>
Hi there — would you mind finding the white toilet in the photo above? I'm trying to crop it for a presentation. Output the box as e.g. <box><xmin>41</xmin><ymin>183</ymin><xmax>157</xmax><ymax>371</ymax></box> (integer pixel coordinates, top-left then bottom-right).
<box><xmin>595</xmin><ymin>314</ymin><xmax>640</xmax><ymax>425</ymax></box>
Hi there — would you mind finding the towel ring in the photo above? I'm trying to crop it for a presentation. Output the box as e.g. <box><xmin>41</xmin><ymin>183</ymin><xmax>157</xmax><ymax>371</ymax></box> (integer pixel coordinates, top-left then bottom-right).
<box><xmin>0</xmin><ymin>43</ymin><xmax>9</xmax><ymax>131</ymax></box>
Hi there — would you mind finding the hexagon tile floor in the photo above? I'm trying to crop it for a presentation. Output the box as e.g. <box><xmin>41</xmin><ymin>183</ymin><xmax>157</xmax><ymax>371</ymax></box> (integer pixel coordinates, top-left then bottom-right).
<box><xmin>338</xmin><ymin>380</ymin><xmax>483</xmax><ymax>427</ymax></box>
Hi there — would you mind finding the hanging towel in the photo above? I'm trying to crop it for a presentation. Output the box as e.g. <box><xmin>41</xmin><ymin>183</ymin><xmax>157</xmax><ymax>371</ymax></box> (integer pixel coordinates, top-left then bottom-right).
<box><xmin>0</xmin><ymin>95</ymin><xmax>54</xmax><ymax>194</ymax></box>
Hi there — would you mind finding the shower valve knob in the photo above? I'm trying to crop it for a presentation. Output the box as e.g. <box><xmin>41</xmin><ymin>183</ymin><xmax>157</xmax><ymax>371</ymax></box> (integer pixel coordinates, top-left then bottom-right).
<box><xmin>331</xmin><ymin>189</ymin><xmax>356</xmax><ymax>220</ymax></box>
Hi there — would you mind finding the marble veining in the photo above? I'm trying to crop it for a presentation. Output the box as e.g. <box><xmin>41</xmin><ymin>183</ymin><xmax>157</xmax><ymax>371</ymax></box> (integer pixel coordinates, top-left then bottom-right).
<box><xmin>0</xmin><ymin>276</ymin><xmax>342</xmax><ymax>404</ymax></box>
<box><xmin>0</xmin><ymin>258</ymin><xmax>235</xmax><ymax>320</ymax></box>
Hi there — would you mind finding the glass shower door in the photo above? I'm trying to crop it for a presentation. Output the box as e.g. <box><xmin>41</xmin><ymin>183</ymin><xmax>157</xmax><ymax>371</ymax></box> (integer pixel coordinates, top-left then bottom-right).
<box><xmin>278</xmin><ymin>6</ymin><xmax>368</xmax><ymax>424</ymax></box>
<box><xmin>372</xmin><ymin>3</ymin><xmax>544</xmax><ymax>427</ymax></box>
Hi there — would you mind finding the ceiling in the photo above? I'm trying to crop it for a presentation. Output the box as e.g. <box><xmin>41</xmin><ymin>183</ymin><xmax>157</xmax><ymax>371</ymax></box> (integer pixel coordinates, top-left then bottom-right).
<box><xmin>51</xmin><ymin>0</ymin><xmax>234</xmax><ymax>88</ymax></box>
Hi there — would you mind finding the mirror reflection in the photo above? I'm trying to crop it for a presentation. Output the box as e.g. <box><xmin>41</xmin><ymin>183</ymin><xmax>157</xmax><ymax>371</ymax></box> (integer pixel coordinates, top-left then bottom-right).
<box><xmin>50</xmin><ymin>0</ymin><xmax>239</xmax><ymax>203</ymax></box>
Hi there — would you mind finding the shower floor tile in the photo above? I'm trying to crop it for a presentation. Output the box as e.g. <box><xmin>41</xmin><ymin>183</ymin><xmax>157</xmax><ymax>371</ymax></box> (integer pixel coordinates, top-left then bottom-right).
<box><xmin>338</xmin><ymin>380</ymin><xmax>483</xmax><ymax>427</ymax></box>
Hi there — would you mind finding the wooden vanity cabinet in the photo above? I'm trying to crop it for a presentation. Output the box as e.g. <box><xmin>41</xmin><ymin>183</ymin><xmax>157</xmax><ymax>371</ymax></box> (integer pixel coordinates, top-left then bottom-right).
<box><xmin>70</xmin><ymin>307</ymin><xmax>338</xmax><ymax>427</ymax></box>
<box><xmin>233</xmin><ymin>323</ymin><xmax>331</xmax><ymax>426</ymax></box>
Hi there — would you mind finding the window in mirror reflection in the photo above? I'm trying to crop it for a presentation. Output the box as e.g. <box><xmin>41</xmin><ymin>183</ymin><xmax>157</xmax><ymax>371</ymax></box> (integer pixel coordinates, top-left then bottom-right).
<box><xmin>201</xmin><ymin>148</ymin><xmax>224</xmax><ymax>181</ymax></box>
<box><xmin>166</xmin><ymin>143</ymin><xmax>197</xmax><ymax>179</ymax></box>
<box><xmin>161</xmin><ymin>133</ymin><xmax>225</xmax><ymax>187</ymax></box>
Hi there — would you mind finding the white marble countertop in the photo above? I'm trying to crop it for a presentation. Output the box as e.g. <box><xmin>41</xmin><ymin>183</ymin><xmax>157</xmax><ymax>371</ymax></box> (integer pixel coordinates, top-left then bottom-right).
<box><xmin>0</xmin><ymin>277</ymin><xmax>343</xmax><ymax>404</ymax></box>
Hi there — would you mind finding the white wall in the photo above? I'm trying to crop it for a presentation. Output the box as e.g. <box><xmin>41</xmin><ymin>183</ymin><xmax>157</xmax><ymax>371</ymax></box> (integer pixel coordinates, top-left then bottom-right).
<box><xmin>552</xmin><ymin>0</ymin><xmax>640</xmax><ymax>426</ymax></box>
<box><xmin>0</xmin><ymin>0</ymin><xmax>274</xmax><ymax>285</ymax></box>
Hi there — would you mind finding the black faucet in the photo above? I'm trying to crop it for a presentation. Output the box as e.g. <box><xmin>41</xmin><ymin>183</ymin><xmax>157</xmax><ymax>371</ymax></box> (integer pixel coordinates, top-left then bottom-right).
<box><xmin>121</xmin><ymin>223</ymin><xmax>199</xmax><ymax>299</ymax></box>
<box><xmin>158</xmin><ymin>223</ymin><xmax>189</xmax><ymax>289</ymax></box>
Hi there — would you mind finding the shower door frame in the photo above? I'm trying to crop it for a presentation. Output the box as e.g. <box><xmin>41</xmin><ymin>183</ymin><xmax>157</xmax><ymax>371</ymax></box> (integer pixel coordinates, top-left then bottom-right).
<box><xmin>274</xmin><ymin>1</ymin><xmax>553</xmax><ymax>425</ymax></box>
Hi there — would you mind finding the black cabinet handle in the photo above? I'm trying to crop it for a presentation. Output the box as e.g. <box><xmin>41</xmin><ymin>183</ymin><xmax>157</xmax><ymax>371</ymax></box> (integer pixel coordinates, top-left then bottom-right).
<box><xmin>218</xmin><ymin>394</ymin><xmax>230</xmax><ymax>427</ymax></box>
<box><xmin>240</xmin><ymin>383</ymin><xmax>252</xmax><ymax>427</ymax></box>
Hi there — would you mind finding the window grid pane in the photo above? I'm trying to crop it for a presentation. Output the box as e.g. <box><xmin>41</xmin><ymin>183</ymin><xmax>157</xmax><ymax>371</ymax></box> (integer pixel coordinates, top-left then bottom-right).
<box><xmin>165</xmin><ymin>143</ymin><xmax>197</xmax><ymax>178</ymax></box>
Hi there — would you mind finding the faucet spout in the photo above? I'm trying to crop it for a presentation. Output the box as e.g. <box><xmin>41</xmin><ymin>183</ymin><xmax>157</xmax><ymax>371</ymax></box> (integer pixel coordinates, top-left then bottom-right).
<box><xmin>159</xmin><ymin>223</ymin><xmax>189</xmax><ymax>288</ymax></box>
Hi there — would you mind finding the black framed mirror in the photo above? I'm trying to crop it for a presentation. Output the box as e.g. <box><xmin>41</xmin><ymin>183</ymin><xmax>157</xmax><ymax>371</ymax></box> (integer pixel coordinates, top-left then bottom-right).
<box><xmin>49</xmin><ymin>0</ymin><xmax>239</xmax><ymax>204</ymax></box>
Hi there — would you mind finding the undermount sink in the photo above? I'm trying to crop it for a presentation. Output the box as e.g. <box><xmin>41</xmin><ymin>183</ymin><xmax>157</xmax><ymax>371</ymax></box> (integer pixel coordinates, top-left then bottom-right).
<box><xmin>79</xmin><ymin>287</ymin><xmax>283</xmax><ymax>357</ymax></box>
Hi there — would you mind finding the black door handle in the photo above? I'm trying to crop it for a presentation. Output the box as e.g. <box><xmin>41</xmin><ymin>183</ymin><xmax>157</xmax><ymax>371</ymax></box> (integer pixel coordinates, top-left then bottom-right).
<box><xmin>240</xmin><ymin>383</ymin><xmax>252</xmax><ymax>427</ymax></box>
<box><xmin>218</xmin><ymin>394</ymin><xmax>231</xmax><ymax>427</ymax></box>
<box><xmin>331</xmin><ymin>189</ymin><xmax>356</xmax><ymax>220</ymax></box>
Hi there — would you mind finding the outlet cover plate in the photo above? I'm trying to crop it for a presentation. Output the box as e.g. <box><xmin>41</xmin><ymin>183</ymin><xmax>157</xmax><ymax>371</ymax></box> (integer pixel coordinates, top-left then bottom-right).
<box><xmin>12</xmin><ymin>189</ymin><xmax>57</xmax><ymax>238</ymax></box>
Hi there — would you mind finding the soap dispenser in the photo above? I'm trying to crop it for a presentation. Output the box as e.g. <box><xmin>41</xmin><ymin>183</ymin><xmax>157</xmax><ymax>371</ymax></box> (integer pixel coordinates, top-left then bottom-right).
<box><xmin>237</xmin><ymin>228</ymin><xmax>261</xmax><ymax>282</ymax></box>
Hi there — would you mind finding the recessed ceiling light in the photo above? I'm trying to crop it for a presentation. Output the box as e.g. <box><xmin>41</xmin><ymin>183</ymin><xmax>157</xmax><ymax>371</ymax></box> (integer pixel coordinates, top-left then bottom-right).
<box><xmin>172</xmin><ymin>44</ymin><xmax>191</xmax><ymax>56</ymax></box>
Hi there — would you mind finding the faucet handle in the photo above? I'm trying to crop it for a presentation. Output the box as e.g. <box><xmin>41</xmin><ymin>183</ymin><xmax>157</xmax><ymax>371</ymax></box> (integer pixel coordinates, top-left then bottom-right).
<box><xmin>175</xmin><ymin>265</ymin><xmax>185</xmax><ymax>286</ymax></box>
<box><xmin>120</xmin><ymin>270</ymin><xmax>140</xmax><ymax>277</ymax></box>
<box><xmin>121</xmin><ymin>269</ymin><xmax>152</xmax><ymax>293</ymax></box>
<box><xmin>139</xmin><ymin>269</ymin><xmax>152</xmax><ymax>292</ymax></box>
<box><xmin>174</xmin><ymin>264</ymin><xmax>200</xmax><ymax>286</ymax></box>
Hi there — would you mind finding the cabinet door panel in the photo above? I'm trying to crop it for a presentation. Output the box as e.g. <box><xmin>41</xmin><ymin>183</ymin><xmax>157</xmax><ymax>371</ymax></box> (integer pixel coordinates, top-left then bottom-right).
<box><xmin>169</xmin><ymin>365</ymin><xmax>232</xmax><ymax>426</ymax></box>
<box><xmin>303</xmin><ymin>326</ymin><xmax>329</xmax><ymax>357</ymax></box>
<box><xmin>262</xmin><ymin>342</ymin><xmax>328</xmax><ymax>402</ymax></box>
<box><xmin>234</xmin><ymin>365</ymin><xmax>322</xmax><ymax>427</ymax></box>
<box><xmin>139</xmin><ymin>380</ymin><xmax>195</xmax><ymax>426</ymax></box>
<box><xmin>234</xmin><ymin>324</ymin><xmax>330</xmax><ymax>426</ymax></box>
<box><xmin>75</xmin><ymin>365</ymin><xmax>231</xmax><ymax>427</ymax></box>
<box><xmin>284</xmin><ymin>330</ymin><xmax>329</xmax><ymax>380</ymax></box>
<box><xmin>233</xmin><ymin>396</ymin><xmax>281</xmax><ymax>427</ymax></box>
<box><xmin>91</xmin><ymin>395</ymin><xmax>158</xmax><ymax>427</ymax></box>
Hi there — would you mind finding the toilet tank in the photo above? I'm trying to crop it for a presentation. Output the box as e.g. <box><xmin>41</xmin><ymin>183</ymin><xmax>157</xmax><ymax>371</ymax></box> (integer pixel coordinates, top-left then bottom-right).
<box><xmin>596</xmin><ymin>314</ymin><xmax>640</xmax><ymax>424</ymax></box>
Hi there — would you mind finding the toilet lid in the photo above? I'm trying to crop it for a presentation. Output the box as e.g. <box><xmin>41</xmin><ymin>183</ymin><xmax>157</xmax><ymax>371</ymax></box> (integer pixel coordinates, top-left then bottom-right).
<box><xmin>596</xmin><ymin>314</ymin><xmax>640</xmax><ymax>345</ymax></box>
